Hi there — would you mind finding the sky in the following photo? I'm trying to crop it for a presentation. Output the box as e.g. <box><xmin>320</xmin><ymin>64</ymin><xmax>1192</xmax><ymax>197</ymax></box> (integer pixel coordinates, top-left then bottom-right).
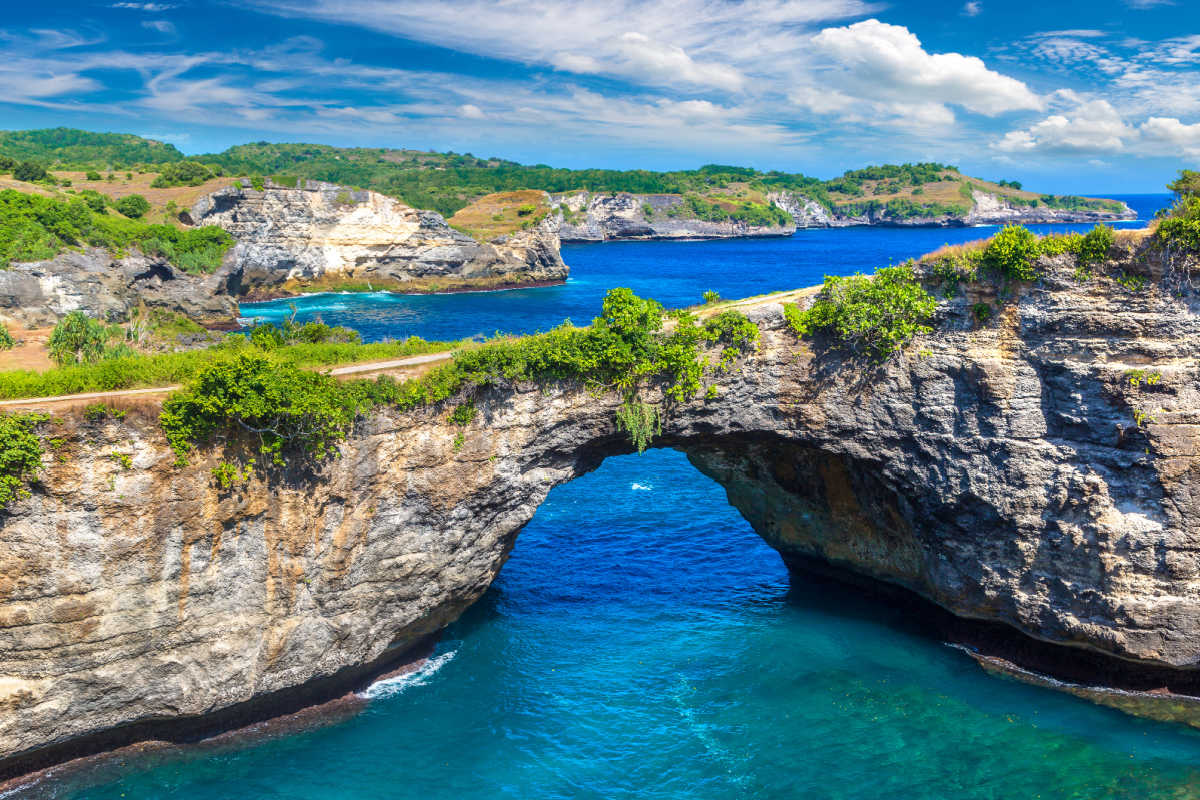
<box><xmin>1</xmin><ymin>0</ymin><xmax>1197</xmax><ymax>193</ymax></box>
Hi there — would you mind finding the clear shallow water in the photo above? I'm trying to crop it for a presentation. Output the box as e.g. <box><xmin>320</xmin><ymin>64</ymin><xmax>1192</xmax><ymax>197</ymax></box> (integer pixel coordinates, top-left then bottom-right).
<box><xmin>240</xmin><ymin>194</ymin><xmax>1171</xmax><ymax>342</ymax></box>
<box><xmin>42</xmin><ymin>193</ymin><xmax>1200</xmax><ymax>799</ymax></box>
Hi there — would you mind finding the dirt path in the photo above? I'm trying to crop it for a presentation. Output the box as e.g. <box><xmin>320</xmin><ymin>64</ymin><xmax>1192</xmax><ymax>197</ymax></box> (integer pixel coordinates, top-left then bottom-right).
<box><xmin>0</xmin><ymin>351</ymin><xmax>457</xmax><ymax>411</ymax></box>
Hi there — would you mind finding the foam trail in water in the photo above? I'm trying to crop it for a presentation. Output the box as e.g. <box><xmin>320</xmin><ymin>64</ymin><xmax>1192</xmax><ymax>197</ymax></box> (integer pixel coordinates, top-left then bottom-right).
<box><xmin>359</xmin><ymin>650</ymin><xmax>457</xmax><ymax>700</ymax></box>
<box><xmin>631</xmin><ymin>483</ymin><xmax>653</xmax><ymax>491</ymax></box>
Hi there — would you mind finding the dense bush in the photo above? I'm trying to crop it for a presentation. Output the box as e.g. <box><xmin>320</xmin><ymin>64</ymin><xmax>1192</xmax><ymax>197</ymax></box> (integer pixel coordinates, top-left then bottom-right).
<box><xmin>0</xmin><ymin>324</ymin><xmax>13</xmax><ymax>350</ymax></box>
<box><xmin>785</xmin><ymin>263</ymin><xmax>935</xmax><ymax>361</ymax></box>
<box><xmin>0</xmin><ymin>189</ymin><xmax>233</xmax><ymax>272</ymax></box>
<box><xmin>1169</xmin><ymin>170</ymin><xmax>1200</xmax><ymax>200</ymax></box>
<box><xmin>1158</xmin><ymin>196</ymin><xmax>1200</xmax><ymax>252</ymax></box>
<box><xmin>150</xmin><ymin>160</ymin><xmax>216</xmax><ymax>188</ymax></box>
<box><xmin>115</xmin><ymin>194</ymin><xmax>150</xmax><ymax>219</ymax></box>
<box><xmin>13</xmin><ymin>161</ymin><xmax>48</xmax><ymax>182</ymax></box>
<box><xmin>0</xmin><ymin>413</ymin><xmax>44</xmax><ymax>511</ymax></box>
<box><xmin>983</xmin><ymin>225</ymin><xmax>1042</xmax><ymax>281</ymax></box>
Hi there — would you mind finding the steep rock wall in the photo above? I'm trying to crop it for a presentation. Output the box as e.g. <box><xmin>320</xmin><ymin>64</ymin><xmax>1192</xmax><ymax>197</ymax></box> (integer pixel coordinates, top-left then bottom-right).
<box><xmin>194</xmin><ymin>181</ymin><xmax>567</xmax><ymax>298</ymax></box>
<box><xmin>553</xmin><ymin>191</ymin><xmax>795</xmax><ymax>241</ymax></box>
<box><xmin>4</xmin><ymin>245</ymin><xmax>1200</xmax><ymax>775</ymax></box>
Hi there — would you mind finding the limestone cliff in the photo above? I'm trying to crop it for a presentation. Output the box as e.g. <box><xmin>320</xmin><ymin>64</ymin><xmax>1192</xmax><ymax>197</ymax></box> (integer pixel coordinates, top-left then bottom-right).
<box><xmin>194</xmin><ymin>181</ymin><xmax>567</xmax><ymax>298</ymax></box>
<box><xmin>771</xmin><ymin>188</ymin><xmax>1137</xmax><ymax>228</ymax></box>
<box><xmin>553</xmin><ymin>191</ymin><xmax>796</xmax><ymax>241</ymax></box>
<box><xmin>0</xmin><ymin>249</ymin><xmax>239</xmax><ymax>329</ymax></box>
<box><xmin>5</xmin><ymin>239</ymin><xmax>1200</xmax><ymax>776</ymax></box>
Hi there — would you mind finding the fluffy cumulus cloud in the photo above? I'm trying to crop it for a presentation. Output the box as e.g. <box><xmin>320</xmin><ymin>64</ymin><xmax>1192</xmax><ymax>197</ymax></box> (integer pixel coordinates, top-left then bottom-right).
<box><xmin>996</xmin><ymin>99</ymin><xmax>1200</xmax><ymax>156</ymax></box>
<box><xmin>809</xmin><ymin>20</ymin><xmax>1043</xmax><ymax>117</ymax></box>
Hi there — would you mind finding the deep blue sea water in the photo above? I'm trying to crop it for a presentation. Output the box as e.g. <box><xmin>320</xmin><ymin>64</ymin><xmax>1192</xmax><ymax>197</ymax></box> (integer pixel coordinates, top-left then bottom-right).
<box><xmin>41</xmin><ymin>194</ymin><xmax>1200</xmax><ymax>799</ymax></box>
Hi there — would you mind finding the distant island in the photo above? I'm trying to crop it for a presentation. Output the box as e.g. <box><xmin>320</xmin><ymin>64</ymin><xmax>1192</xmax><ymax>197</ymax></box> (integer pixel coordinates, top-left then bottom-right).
<box><xmin>0</xmin><ymin>128</ymin><xmax>1135</xmax><ymax>242</ymax></box>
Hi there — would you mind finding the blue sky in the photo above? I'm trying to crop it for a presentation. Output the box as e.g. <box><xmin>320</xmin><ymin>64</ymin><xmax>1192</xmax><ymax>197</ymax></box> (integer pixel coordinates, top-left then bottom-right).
<box><xmin>1</xmin><ymin>0</ymin><xmax>1197</xmax><ymax>192</ymax></box>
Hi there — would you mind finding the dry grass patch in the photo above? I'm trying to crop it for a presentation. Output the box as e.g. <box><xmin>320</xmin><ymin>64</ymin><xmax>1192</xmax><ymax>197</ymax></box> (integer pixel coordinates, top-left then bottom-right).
<box><xmin>448</xmin><ymin>190</ymin><xmax>550</xmax><ymax>241</ymax></box>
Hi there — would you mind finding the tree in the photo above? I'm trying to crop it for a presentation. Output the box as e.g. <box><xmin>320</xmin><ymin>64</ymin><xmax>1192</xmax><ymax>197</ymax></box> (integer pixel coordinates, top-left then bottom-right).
<box><xmin>1168</xmin><ymin>170</ymin><xmax>1200</xmax><ymax>200</ymax></box>
<box><xmin>115</xmin><ymin>194</ymin><xmax>151</xmax><ymax>219</ymax></box>
<box><xmin>12</xmin><ymin>161</ymin><xmax>48</xmax><ymax>182</ymax></box>
<box><xmin>47</xmin><ymin>312</ymin><xmax>107</xmax><ymax>366</ymax></box>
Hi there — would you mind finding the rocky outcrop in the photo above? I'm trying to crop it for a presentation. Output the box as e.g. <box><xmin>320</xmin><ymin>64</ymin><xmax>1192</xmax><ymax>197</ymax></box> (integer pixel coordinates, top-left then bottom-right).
<box><xmin>770</xmin><ymin>188</ymin><xmax>1137</xmax><ymax>229</ymax></box>
<box><xmin>6</xmin><ymin>239</ymin><xmax>1200</xmax><ymax>776</ymax></box>
<box><xmin>0</xmin><ymin>249</ymin><xmax>239</xmax><ymax>328</ymax></box>
<box><xmin>553</xmin><ymin>191</ymin><xmax>795</xmax><ymax>241</ymax></box>
<box><xmin>194</xmin><ymin>181</ymin><xmax>567</xmax><ymax>298</ymax></box>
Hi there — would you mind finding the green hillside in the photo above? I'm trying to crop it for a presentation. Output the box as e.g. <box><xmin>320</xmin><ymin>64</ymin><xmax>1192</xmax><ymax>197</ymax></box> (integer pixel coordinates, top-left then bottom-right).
<box><xmin>0</xmin><ymin>128</ymin><xmax>1124</xmax><ymax>220</ymax></box>
<box><xmin>0</xmin><ymin>128</ymin><xmax>185</xmax><ymax>169</ymax></box>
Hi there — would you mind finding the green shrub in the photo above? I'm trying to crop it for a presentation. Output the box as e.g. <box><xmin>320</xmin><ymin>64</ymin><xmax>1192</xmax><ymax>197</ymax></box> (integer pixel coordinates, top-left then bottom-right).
<box><xmin>83</xmin><ymin>403</ymin><xmax>127</xmax><ymax>422</ymax></box>
<box><xmin>48</xmin><ymin>312</ymin><xmax>107</xmax><ymax>366</ymax></box>
<box><xmin>785</xmin><ymin>263</ymin><xmax>935</xmax><ymax>361</ymax></box>
<box><xmin>85</xmin><ymin>171</ymin><xmax>102</xmax><ymax>181</ymax></box>
<box><xmin>0</xmin><ymin>324</ymin><xmax>13</xmax><ymax>351</ymax></box>
<box><xmin>983</xmin><ymin>225</ymin><xmax>1041</xmax><ymax>281</ymax></box>
<box><xmin>702</xmin><ymin>290</ymin><xmax>720</xmax><ymax>304</ymax></box>
<box><xmin>161</xmin><ymin>351</ymin><xmax>364</xmax><ymax>466</ymax></box>
<box><xmin>971</xmin><ymin>302</ymin><xmax>992</xmax><ymax>322</ymax></box>
<box><xmin>449</xmin><ymin>400</ymin><xmax>476</xmax><ymax>426</ymax></box>
<box><xmin>615</xmin><ymin>396</ymin><xmax>660</xmax><ymax>453</ymax></box>
<box><xmin>1158</xmin><ymin>196</ymin><xmax>1200</xmax><ymax>252</ymax></box>
<box><xmin>1077</xmin><ymin>225</ymin><xmax>1114</xmax><ymax>268</ymax></box>
<box><xmin>150</xmin><ymin>161</ymin><xmax>214</xmax><ymax>188</ymax></box>
<box><xmin>0</xmin><ymin>413</ymin><xmax>44</xmax><ymax>511</ymax></box>
<box><xmin>13</xmin><ymin>161</ymin><xmax>48</xmax><ymax>182</ymax></box>
<box><xmin>115</xmin><ymin>194</ymin><xmax>150</xmax><ymax>219</ymax></box>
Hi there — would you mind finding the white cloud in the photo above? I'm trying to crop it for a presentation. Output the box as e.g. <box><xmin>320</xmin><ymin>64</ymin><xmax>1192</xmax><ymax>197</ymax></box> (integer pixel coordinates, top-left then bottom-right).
<box><xmin>141</xmin><ymin>20</ymin><xmax>176</xmax><ymax>34</ymax></box>
<box><xmin>111</xmin><ymin>2</ymin><xmax>177</xmax><ymax>9</ymax></box>
<box><xmin>1139</xmin><ymin>116</ymin><xmax>1200</xmax><ymax>155</ymax></box>
<box><xmin>1125</xmin><ymin>0</ymin><xmax>1174</xmax><ymax>7</ymax></box>
<box><xmin>996</xmin><ymin>99</ymin><xmax>1132</xmax><ymax>153</ymax></box>
<box><xmin>458</xmin><ymin>103</ymin><xmax>485</xmax><ymax>119</ymax></box>
<box><xmin>810</xmin><ymin>19</ymin><xmax>1043</xmax><ymax>116</ymax></box>
<box><xmin>962</xmin><ymin>1</ymin><xmax>981</xmax><ymax>16</ymax></box>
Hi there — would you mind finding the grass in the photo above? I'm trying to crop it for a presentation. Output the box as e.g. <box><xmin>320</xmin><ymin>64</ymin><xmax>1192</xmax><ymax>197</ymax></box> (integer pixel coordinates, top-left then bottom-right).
<box><xmin>447</xmin><ymin>190</ymin><xmax>550</xmax><ymax>240</ymax></box>
<box><xmin>0</xmin><ymin>336</ymin><xmax>463</xmax><ymax>399</ymax></box>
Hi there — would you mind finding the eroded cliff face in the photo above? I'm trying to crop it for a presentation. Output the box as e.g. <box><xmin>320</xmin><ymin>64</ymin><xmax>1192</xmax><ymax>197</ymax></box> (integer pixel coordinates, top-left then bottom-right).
<box><xmin>4</xmin><ymin>243</ymin><xmax>1200</xmax><ymax>775</ymax></box>
<box><xmin>194</xmin><ymin>181</ymin><xmax>567</xmax><ymax>297</ymax></box>
<box><xmin>0</xmin><ymin>249</ymin><xmax>239</xmax><ymax>328</ymax></box>
<box><xmin>554</xmin><ymin>191</ymin><xmax>796</xmax><ymax>241</ymax></box>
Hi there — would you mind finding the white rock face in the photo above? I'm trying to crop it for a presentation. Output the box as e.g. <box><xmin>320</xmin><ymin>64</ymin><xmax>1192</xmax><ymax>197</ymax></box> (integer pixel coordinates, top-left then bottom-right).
<box><xmin>192</xmin><ymin>181</ymin><xmax>567</xmax><ymax>295</ymax></box>
<box><xmin>553</xmin><ymin>191</ymin><xmax>795</xmax><ymax>241</ymax></box>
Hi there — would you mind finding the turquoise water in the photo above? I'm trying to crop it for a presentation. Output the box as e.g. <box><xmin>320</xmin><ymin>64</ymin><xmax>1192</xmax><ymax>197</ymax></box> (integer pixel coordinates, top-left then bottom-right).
<box><xmin>41</xmin><ymin>194</ymin><xmax>1200</xmax><ymax>799</ymax></box>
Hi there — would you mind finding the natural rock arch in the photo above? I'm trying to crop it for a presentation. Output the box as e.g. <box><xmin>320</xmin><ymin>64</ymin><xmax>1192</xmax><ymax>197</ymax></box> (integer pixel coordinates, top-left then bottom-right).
<box><xmin>4</xmin><ymin>271</ymin><xmax>1200</xmax><ymax>777</ymax></box>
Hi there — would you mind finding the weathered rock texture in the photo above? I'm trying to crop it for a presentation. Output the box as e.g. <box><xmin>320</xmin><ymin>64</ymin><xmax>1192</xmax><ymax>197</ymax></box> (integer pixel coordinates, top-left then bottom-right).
<box><xmin>773</xmin><ymin>189</ymin><xmax>1137</xmax><ymax>229</ymax></box>
<box><xmin>553</xmin><ymin>191</ymin><xmax>795</xmax><ymax>240</ymax></box>
<box><xmin>0</xmin><ymin>249</ymin><xmax>239</xmax><ymax>328</ymax></box>
<box><xmin>194</xmin><ymin>181</ymin><xmax>567</xmax><ymax>298</ymax></box>
<box><xmin>551</xmin><ymin>189</ymin><xmax>1135</xmax><ymax>240</ymax></box>
<box><xmin>4</xmin><ymin>241</ymin><xmax>1200</xmax><ymax>775</ymax></box>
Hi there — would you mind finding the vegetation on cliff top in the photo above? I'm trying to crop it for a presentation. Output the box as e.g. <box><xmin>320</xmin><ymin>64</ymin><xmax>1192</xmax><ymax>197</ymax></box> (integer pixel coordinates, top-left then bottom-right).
<box><xmin>0</xmin><ymin>129</ymin><xmax>1127</xmax><ymax>221</ymax></box>
<box><xmin>0</xmin><ymin>189</ymin><xmax>233</xmax><ymax>273</ymax></box>
<box><xmin>161</xmin><ymin>288</ymin><xmax>760</xmax><ymax>466</ymax></box>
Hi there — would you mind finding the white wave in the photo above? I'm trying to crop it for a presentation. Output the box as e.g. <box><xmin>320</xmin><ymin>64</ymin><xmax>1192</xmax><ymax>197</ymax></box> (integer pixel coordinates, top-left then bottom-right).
<box><xmin>631</xmin><ymin>482</ymin><xmax>653</xmax><ymax>491</ymax></box>
<box><xmin>359</xmin><ymin>650</ymin><xmax>457</xmax><ymax>700</ymax></box>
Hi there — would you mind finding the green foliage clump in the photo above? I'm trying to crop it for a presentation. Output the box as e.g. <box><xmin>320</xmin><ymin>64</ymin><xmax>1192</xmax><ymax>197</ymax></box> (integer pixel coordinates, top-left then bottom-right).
<box><xmin>786</xmin><ymin>263</ymin><xmax>936</xmax><ymax>361</ymax></box>
<box><xmin>702</xmin><ymin>290</ymin><xmax>720</xmax><ymax>304</ymax></box>
<box><xmin>83</xmin><ymin>403</ymin><xmax>127</xmax><ymax>422</ymax></box>
<box><xmin>0</xmin><ymin>324</ymin><xmax>13</xmax><ymax>351</ymax></box>
<box><xmin>1076</xmin><ymin>224</ymin><xmax>1114</xmax><ymax>271</ymax></box>
<box><xmin>150</xmin><ymin>161</ymin><xmax>216</xmax><ymax>188</ymax></box>
<box><xmin>161</xmin><ymin>351</ymin><xmax>364</xmax><ymax>466</ymax></box>
<box><xmin>0</xmin><ymin>413</ymin><xmax>44</xmax><ymax>511</ymax></box>
<box><xmin>1158</xmin><ymin>196</ymin><xmax>1200</xmax><ymax>252</ymax></box>
<box><xmin>615</xmin><ymin>397</ymin><xmax>661</xmax><ymax>454</ymax></box>
<box><xmin>983</xmin><ymin>225</ymin><xmax>1041</xmax><ymax>281</ymax></box>
<box><xmin>212</xmin><ymin>459</ymin><xmax>255</xmax><ymax>489</ymax></box>
<box><xmin>0</xmin><ymin>189</ymin><xmax>233</xmax><ymax>272</ymax></box>
<box><xmin>115</xmin><ymin>194</ymin><xmax>151</xmax><ymax>219</ymax></box>
<box><xmin>0</xmin><ymin>128</ymin><xmax>184</xmax><ymax>166</ymax></box>
<box><xmin>448</xmin><ymin>401</ymin><xmax>476</xmax><ymax>426</ymax></box>
<box><xmin>85</xmin><ymin>171</ymin><xmax>102</xmax><ymax>181</ymax></box>
<box><xmin>13</xmin><ymin>161</ymin><xmax>49</xmax><ymax>182</ymax></box>
<box><xmin>1168</xmin><ymin>170</ymin><xmax>1200</xmax><ymax>200</ymax></box>
<box><xmin>248</xmin><ymin>317</ymin><xmax>361</xmax><ymax>349</ymax></box>
<box><xmin>971</xmin><ymin>302</ymin><xmax>993</xmax><ymax>323</ymax></box>
<box><xmin>48</xmin><ymin>312</ymin><xmax>107</xmax><ymax>366</ymax></box>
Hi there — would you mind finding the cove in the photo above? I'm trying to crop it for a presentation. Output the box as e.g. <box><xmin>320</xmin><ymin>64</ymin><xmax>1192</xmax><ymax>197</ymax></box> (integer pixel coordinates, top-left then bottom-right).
<box><xmin>39</xmin><ymin>450</ymin><xmax>1200</xmax><ymax>800</ymax></box>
